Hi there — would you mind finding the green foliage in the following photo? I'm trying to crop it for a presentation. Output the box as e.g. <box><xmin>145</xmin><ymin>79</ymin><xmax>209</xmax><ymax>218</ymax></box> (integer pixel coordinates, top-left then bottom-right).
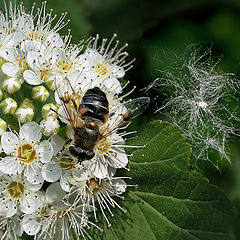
<box><xmin>92</xmin><ymin>121</ymin><xmax>234</xmax><ymax>240</ymax></box>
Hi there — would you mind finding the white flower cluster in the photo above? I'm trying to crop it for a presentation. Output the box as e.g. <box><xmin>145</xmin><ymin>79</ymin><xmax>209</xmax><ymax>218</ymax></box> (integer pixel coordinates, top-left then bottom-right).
<box><xmin>0</xmin><ymin>2</ymin><xmax>143</xmax><ymax>240</ymax></box>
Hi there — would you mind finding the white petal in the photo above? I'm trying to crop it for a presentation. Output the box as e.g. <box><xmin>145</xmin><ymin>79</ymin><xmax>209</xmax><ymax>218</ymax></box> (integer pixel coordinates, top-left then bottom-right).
<box><xmin>0</xmin><ymin>48</ymin><xmax>17</xmax><ymax>62</ymax></box>
<box><xmin>22</xmin><ymin>214</ymin><xmax>41</xmax><ymax>236</ymax></box>
<box><xmin>20</xmin><ymin>122</ymin><xmax>42</xmax><ymax>143</ymax></box>
<box><xmin>1</xmin><ymin>132</ymin><xmax>19</xmax><ymax>154</ymax></box>
<box><xmin>0</xmin><ymin>200</ymin><xmax>17</xmax><ymax>217</ymax></box>
<box><xmin>90</xmin><ymin>160</ymin><xmax>108</xmax><ymax>179</ymax></box>
<box><xmin>103</xmin><ymin>76</ymin><xmax>122</xmax><ymax>93</ymax></box>
<box><xmin>4</xmin><ymin>32</ymin><xmax>25</xmax><ymax>47</ymax></box>
<box><xmin>21</xmin><ymin>40</ymin><xmax>46</xmax><ymax>54</ymax></box>
<box><xmin>25</xmin><ymin>180</ymin><xmax>43</xmax><ymax>192</ymax></box>
<box><xmin>12</xmin><ymin>215</ymin><xmax>23</xmax><ymax>236</ymax></box>
<box><xmin>38</xmin><ymin>140</ymin><xmax>53</xmax><ymax>163</ymax></box>
<box><xmin>107</xmin><ymin>166</ymin><xmax>117</xmax><ymax>177</ymax></box>
<box><xmin>26</xmin><ymin>51</ymin><xmax>45</xmax><ymax>70</ymax></box>
<box><xmin>19</xmin><ymin>192</ymin><xmax>43</xmax><ymax>214</ymax></box>
<box><xmin>112</xmin><ymin>65</ymin><xmax>125</xmax><ymax>78</ymax></box>
<box><xmin>60</xmin><ymin>174</ymin><xmax>70</xmax><ymax>192</ymax></box>
<box><xmin>45</xmin><ymin>32</ymin><xmax>64</xmax><ymax>48</ymax></box>
<box><xmin>23</xmin><ymin>70</ymin><xmax>41</xmax><ymax>85</ymax></box>
<box><xmin>50</xmin><ymin>135</ymin><xmax>65</xmax><ymax>156</ymax></box>
<box><xmin>24</xmin><ymin>166</ymin><xmax>44</xmax><ymax>185</ymax></box>
<box><xmin>112</xmin><ymin>178</ymin><xmax>127</xmax><ymax>194</ymax></box>
<box><xmin>109</xmin><ymin>150</ymin><xmax>128</xmax><ymax>168</ymax></box>
<box><xmin>2</xmin><ymin>62</ymin><xmax>20</xmax><ymax>77</ymax></box>
<box><xmin>0</xmin><ymin>157</ymin><xmax>23</xmax><ymax>175</ymax></box>
<box><xmin>45</xmin><ymin>182</ymin><xmax>67</xmax><ymax>205</ymax></box>
<box><xmin>42</xmin><ymin>163</ymin><xmax>60</xmax><ymax>182</ymax></box>
<box><xmin>72</xmin><ymin>161</ymin><xmax>91</xmax><ymax>182</ymax></box>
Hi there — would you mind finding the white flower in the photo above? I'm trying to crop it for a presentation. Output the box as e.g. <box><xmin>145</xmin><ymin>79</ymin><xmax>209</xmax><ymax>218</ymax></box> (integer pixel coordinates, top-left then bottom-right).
<box><xmin>0</xmin><ymin>122</ymin><xmax>53</xmax><ymax>184</ymax></box>
<box><xmin>22</xmin><ymin>183</ymin><xmax>99</xmax><ymax>239</ymax></box>
<box><xmin>23</xmin><ymin>50</ymin><xmax>55</xmax><ymax>85</ymax></box>
<box><xmin>42</xmin><ymin>135</ymin><xmax>75</xmax><ymax>192</ymax></box>
<box><xmin>0</xmin><ymin>174</ymin><xmax>43</xmax><ymax>218</ymax></box>
<box><xmin>0</xmin><ymin>214</ymin><xmax>23</xmax><ymax>240</ymax></box>
<box><xmin>69</xmin><ymin>168</ymin><xmax>127</xmax><ymax>227</ymax></box>
<box><xmin>0</xmin><ymin>31</ymin><xmax>25</xmax><ymax>61</ymax></box>
<box><xmin>90</xmin><ymin>132</ymin><xmax>128</xmax><ymax>179</ymax></box>
<box><xmin>1</xmin><ymin>51</ymin><xmax>28</xmax><ymax>82</ymax></box>
<box><xmin>13</xmin><ymin>2</ymin><xmax>65</xmax><ymax>49</ymax></box>
<box><xmin>76</xmin><ymin>34</ymin><xmax>134</xmax><ymax>94</ymax></box>
<box><xmin>0</xmin><ymin>88</ymin><xmax>3</xmax><ymax>101</ymax></box>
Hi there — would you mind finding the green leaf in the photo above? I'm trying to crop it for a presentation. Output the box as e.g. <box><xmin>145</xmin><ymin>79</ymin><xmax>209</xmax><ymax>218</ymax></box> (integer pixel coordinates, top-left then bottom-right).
<box><xmin>92</xmin><ymin>121</ymin><xmax>234</xmax><ymax>240</ymax></box>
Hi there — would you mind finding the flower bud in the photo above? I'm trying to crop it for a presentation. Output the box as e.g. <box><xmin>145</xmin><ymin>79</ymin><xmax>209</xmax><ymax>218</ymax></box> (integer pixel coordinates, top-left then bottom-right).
<box><xmin>21</xmin><ymin>98</ymin><xmax>34</xmax><ymax>108</ymax></box>
<box><xmin>0</xmin><ymin>97</ymin><xmax>17</xmax><ymax>114</ymax></box>
<box><xmin>42</xmin><ymin>103</ymin><xmax>58</xmax><ymax>118</ymax></box>
<box><xmin>40</xmin><ymin>116</ymin><xmax>60</xmax><ymax>136</ymax></box>
<box><xmin>45</xmin><ymin>78</ymin><xmax>58</xmax><ymax>91</ymax></box>
<box><xmin>15</xmin><ymin>99</ymin><xmax>34</xmax><ymax>123</ymax></box>
<box><xmin>0</xmin><ymin>118</ymin><xmax>7</xmax><ymax>136</ymax></box>
<box><xmin>2</xmin><ymin>77</ymin><xmax>21</xmax><ymax>94</ymax></box>
<box><xmin>32</xmin><ymin>86</ymin><xmax>50</xmax><ymax>102</ymax></box>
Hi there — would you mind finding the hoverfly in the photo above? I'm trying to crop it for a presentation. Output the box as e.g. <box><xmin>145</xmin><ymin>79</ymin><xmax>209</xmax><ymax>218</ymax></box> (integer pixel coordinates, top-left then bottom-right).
<box><xmin>56</xmin><ymin>78</ymin><xmax>150</xmax><ymax>163</ymax></box>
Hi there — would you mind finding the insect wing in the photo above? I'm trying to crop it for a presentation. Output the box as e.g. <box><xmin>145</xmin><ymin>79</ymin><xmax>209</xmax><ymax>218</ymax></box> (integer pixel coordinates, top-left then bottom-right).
<box><xmin>101</xmin><ymin>97</ymin><xmax>150</xmax><ymax>137</ymax></box>
<box><xmin>121</xmin><ymin>97</ymin><xmax>150</xmax><ymax>121</ymax></box>
<box><xmin>55</xmin><ymin>77</ymin><xmax>84</xmax><ymax>128</ymax></box>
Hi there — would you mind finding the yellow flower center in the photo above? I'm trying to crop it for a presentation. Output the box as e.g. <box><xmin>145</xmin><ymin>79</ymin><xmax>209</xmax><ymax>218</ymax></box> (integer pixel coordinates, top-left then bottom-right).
<box><xmin>7</xmin><ymin>181</ymin><xmax>24</xmax><ymax>198</ymax></box>
<box><xmin>59</xmin><ymin>155</ymin><xmax>77</xmax><ymax>170</ymax></box>
<box><xmin>19</xmin><ymin>58</ymin><xmax>28</xmax><ymax>70</ymax></box>
<box><xmin>95</xmin><ymin>63</ymin><xmax>108</xmax><ymax>76</ymax></box>
<box><xmin>40</xmin><ymin>67</ymin><xmax>49</xmax><ymax>81</ymax></box>
<box><xmin>17</xmin><ymin>144</ymin><xmax>36</xmax><ymax>163</ymax></box>
<box><xmin>57</xmin><ymin>60</ymin><xmax>74</xmax><ymax>72</ymax></box>
<box><xmin>86</xmin><ymin>178</ymin><xmax>103</xmax><ymax>195</ymax></box>
<box><xmin>28</xmin><ymin>32</ymin><xmax>46</xmax><ymax>41</ymax></box>
<box><xmin>97</xmin><ymin>137</ymin><xmax>111</xmax><ymax>154</ymax></box>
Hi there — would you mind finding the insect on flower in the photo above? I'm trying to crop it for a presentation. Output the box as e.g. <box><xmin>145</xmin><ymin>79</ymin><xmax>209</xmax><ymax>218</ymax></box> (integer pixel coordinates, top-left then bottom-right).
<box><xmin>55</xmin><ymin>78</ymin><xmax>150</xmax><ymax>163</ymax></box>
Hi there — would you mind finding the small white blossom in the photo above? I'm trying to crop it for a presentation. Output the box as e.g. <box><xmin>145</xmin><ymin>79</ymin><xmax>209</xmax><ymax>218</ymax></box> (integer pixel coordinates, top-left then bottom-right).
<box><xmin>90</xmin><ymin>132</ymin><xmax>129</xmax><ymax>179</ymax></box>
<box><xmin>0</xmin><ymin>174</ymin><xmax>44</xmax><ymax>218</ymax></box>
<box><xmin>22</xmin><ymin>183</ymin><xmax>99</xmax><ymax>239</ymax></box>
<box><xmin>0</xmin><ymin>31</ymin><xmax>25</xmax><ymax>62</ymax></box>
<box><xmin>0</xmin><ymin>122</ymin><xmax>53</xmax><ymax>184</ymax></box>
<box><xmin>0</xmin><ymin>214</ymin><xmax>23</xmax><ymax>240</ymax></box>
<box><xmin>76</xmin><ymin>34</ymin><xmax>134</xmax><ymax>94</ymax></box>
<box><xmin>42</xmin><ymin>135</ymin><xmax>74</xmax><ymax>192</ymax></box>
<box><xmin>69</xmin><ymin>166</ymin><xmax>127</xmax><ymax>226</ymax></box>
